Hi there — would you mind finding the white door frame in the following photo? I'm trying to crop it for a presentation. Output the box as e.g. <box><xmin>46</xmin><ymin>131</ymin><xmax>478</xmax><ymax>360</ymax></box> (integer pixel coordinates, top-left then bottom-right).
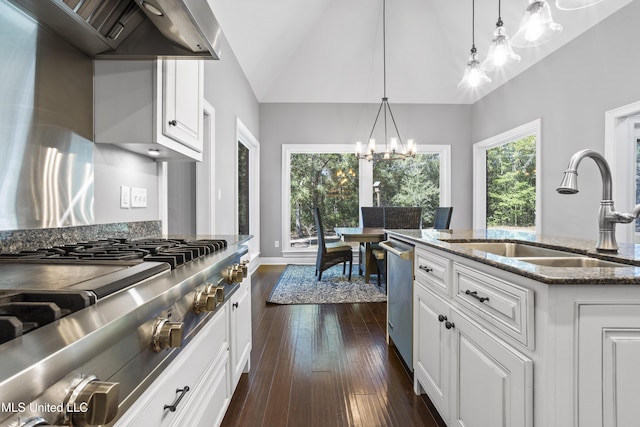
<box><xmin>196</xmin><ymin>100</ymin><xmax>216</xmax><ymax>235</ymax></box>
<box><xmin>605</xmin><ymin>100</ymin><xmax>640</xmax><ymax>244</ymax></box>
<box><xmin>236</xmin><ymin>118</ymin><xmax>261</xmax><ymax>261</ymax></box>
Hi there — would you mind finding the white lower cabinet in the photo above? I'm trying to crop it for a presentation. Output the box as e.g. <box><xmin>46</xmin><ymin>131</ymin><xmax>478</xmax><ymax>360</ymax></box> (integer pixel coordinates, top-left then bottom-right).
<box><xmin>414</xmin><ymin>282</ymin><xmax>532</xmax><ymax>427</ymax></box>
<box><xmin>577</xmin><ymin>303</ymin><xmax>640</xmax><ymax>427</ymax></box>
<box><xmin>230</xmin><ymin>275</ymin><xmax>252</xmax><ymax>388</ymax></box>
<box><xmin>414</xmin><ymin>283</ymin><xmax>450</xmax><ymax>421</ymax></box>
<box><xmin>451</xmin><ymin>310</ymin><xmax>532</xmax><ymax>427</ymax></box>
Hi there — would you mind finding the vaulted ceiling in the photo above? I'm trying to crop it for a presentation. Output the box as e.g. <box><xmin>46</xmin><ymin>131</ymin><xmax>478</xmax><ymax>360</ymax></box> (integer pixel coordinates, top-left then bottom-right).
<box><xmin>210</xmin><ymin>0</ymin><xmax>632</xmax><ymax>104</ymax></box>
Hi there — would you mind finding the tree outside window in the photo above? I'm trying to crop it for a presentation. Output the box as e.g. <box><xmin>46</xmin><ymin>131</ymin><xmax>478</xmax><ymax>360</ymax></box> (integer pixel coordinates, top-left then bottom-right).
<box><xmin>289</xmin><ymin>153</ymin><xmax>359</xmax><ymax>248</ymax></box>
<box><xmin>485</xmin><ymin>136</ymin><xmax>536</xmax><ymax>230</ymax></box>
<box><xmin>283</xmin><ymin>144</ymin><xmax>451</xmax><ymax>252</ymax></box>
<box><xmin>373</xmin><ymin>154</ymin><xmax>441</xmax><ymax>227</ymax></box>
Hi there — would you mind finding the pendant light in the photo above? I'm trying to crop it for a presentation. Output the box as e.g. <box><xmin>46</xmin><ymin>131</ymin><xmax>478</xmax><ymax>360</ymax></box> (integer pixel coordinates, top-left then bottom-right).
<box><xmin>556</xmin><ymin>0</ymin><xmax>603</xmax><ymax>10</ymax></box>
<box><xmin>355</xmin><ymin>0</ymin><xmax>415</xmax><ymax>162</ymax></box>
<box><xmin>458</xmin><ymin>0</ymin><xmax>491</xmax><ymax>90</ymax></box>
<box><xmin>483</xmin><ymin>0</ymin><xmax>521</xmax><ymax>71</ymax></box>
<box><xmin>511</xmin><ymin>0</ymin><xmax>563</xmax><ymax>48</ymax></box>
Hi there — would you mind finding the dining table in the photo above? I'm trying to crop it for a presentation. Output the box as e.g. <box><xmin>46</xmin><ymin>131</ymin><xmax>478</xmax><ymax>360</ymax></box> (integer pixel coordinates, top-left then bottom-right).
<box><xmin>333</xmin><ymin>227</ymin><xmax>386</xmax><ymax>283</ymax></box>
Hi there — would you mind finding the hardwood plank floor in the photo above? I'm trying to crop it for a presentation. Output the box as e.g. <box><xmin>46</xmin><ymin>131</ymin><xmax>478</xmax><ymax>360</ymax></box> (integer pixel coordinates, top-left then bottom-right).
<box><xmin>221</xmin><ymin>265</ymin><xmax>446</xmax><ymax>427</ymax></box>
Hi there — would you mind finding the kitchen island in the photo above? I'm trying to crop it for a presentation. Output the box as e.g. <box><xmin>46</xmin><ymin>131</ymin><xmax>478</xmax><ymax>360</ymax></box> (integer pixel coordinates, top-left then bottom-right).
<box><xmin>385</xmin><ymin>229</ymin><xmax>640</xmax><ymax>427</ymax></box>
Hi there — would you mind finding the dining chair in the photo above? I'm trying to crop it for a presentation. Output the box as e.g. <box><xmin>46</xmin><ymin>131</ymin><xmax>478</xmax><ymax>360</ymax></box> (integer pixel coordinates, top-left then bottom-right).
<box><xmin>384</xmin><ymin>206</ymin><xmax>423</xmax><ymax>229</ymax></box>
<box><xmin>359</xmin><ymin>207</ymin><xmax>385</xmax><ymax>277</ymax></box>
<box><xmin>432</xmin><ymin>206</ymin><xmax>453</xmax><ymax>229</ymax></box>
<box><xmin>312</xmin><ymin>207</ymin><xmax>353</xmax><ymax>281</ymax></box>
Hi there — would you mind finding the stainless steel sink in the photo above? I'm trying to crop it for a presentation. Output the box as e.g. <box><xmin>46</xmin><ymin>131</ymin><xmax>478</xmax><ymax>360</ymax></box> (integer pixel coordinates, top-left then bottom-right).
<box><xmin>446</xmin><ymin>241</ymin><xmax>581</xmax><ymax>258</ymax></box>
<box><xmin>514</xmin><ymin>257</ymin><xmax>629</xmax><ymax>268</ymax></box>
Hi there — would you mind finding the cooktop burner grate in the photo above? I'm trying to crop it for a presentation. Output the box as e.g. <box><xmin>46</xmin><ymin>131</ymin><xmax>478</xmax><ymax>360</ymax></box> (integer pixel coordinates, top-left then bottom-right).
<box><xmin>0</xmin><ymin>238</ymin><xmax>228</xmax><ymax>269</ymax></box>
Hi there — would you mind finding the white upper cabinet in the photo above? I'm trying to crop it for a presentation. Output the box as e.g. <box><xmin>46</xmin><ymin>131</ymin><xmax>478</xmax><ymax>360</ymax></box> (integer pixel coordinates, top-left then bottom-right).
<box><xmin>94</xmin><ymin>59</ymin><xmax>204</xmax><ymax>161</ymax></box>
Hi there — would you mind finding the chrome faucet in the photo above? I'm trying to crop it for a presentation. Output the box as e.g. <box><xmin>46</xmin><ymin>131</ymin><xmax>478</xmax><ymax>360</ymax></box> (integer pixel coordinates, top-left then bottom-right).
<box><xmin>557</xmin><ymin>149</ymin><xmax>637</xmax><ymax>253</ymax></box>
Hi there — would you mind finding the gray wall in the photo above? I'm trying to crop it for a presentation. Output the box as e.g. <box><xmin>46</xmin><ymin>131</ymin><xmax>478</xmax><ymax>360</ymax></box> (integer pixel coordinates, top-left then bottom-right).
<box><xmin>259</xmin><ymin>103</ymin><xmax>472</xmax><ymax>258</ymax></box>
<box><xmin>204</xmin><ymin>37</ymin><xmax>260</xmax><ymax>235</ymax></box>
<box><xmin>94</xmin><ymin>144</ymin><xmax>160</xmax><ymax>223</ymax></box>
<box><xmin>471</xmin><ymin>0</ymin><xmax>640</xmax><ymax>240</ymax></box>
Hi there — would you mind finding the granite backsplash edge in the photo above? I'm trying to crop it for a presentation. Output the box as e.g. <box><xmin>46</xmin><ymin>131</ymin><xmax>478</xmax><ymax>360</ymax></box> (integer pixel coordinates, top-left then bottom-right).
<box><xmin>0</xmin><ymin>221</ymin><xmax>162</xmax><ymax>253</ymax></box>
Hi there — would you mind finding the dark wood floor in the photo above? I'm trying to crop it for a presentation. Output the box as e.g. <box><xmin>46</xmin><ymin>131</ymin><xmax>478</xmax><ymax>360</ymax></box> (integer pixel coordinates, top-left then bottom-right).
<box><xmin>220</xmin><ymin>265</ymin><xmax>446</xmax><ymax>427</ymax></box>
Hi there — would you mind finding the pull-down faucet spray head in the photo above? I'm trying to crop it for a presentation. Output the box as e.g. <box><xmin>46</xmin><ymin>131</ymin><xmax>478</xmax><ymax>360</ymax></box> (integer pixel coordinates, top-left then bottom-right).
<box><xmin>556</xmin><ymin>170</ymin><xmax>579</xmax><ymax>195</ymax></box>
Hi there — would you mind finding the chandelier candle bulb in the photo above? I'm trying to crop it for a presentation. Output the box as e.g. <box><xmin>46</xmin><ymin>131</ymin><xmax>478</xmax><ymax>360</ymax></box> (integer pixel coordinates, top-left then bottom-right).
<box><xmin>369</xmin><ymin>138</ymin><xmax>376</xmax><ymax>153</ymax></box>
<box><xmin>356</xmin><ymin>141</ymin><xmax>362</xmax><ymax>156</ymax></box>
<box><xmin>391</xmin><ymin>137</ymin><xmax>398</xmax><ymax>152</ymax></box>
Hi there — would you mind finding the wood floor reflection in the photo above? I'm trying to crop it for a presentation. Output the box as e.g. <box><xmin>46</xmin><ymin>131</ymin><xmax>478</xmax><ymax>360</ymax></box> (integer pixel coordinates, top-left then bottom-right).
<box><xmin>221</xmin><ymin>265</ymin><xmax>445</xmax><ymax>427</ymax></box>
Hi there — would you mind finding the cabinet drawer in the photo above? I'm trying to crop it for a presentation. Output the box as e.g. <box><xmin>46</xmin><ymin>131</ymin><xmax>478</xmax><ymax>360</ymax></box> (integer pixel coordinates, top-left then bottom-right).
<box><xmin>117</xmin><ymin>305</ymin><xmax>229</xmax><ymax>426</ymax></box>
<box><xmin>453</xmin><ymin>264</ymin><xmax>534</xmax><ymax>348</ymax></box>
<box><xmin>415</xmin><ymin>247</ymin><xmax>451</xmax><ymax>297</ymax></box>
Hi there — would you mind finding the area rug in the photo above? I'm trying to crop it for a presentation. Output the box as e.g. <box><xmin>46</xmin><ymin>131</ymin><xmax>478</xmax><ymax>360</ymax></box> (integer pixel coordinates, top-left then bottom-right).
<box><xmin>267</xmin><ymin>264</ymin><xmax>387</xmax><ymax>305</ymax></box>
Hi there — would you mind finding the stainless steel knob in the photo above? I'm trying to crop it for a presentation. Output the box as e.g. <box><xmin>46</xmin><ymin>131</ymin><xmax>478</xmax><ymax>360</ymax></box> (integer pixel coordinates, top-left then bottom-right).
<box><xmin>193</xmin><ymin>290</ymin><xmax>216</xmax><ymax>313</ymax></box>
<box><xmin>151</xmin><ymin>319</ymin><xmax>184</xmax><ymax>352</ymax></box>
<box><xmin>66</xmin><ymin>375</ymin><xmax>120</xmax><ymax>426</ymax></box>
<box><xmin>20</xmin><ymin>418</ymin><xmax>50</xmax><ymax>427</ymax></box>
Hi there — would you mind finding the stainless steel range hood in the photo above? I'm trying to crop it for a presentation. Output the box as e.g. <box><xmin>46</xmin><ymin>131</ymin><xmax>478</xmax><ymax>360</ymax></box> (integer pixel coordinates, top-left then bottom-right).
<box><xmin>9</xmin><ymin>0</ymin><xmax>222</xmax><ymax>59</ymax></box>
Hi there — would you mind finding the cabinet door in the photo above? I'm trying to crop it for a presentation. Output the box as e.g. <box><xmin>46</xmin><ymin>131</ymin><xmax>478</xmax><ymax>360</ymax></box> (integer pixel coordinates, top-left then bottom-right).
<box><xmin>230</xmin><ymin>277</ymin><xmax>252</xmax><ymax>387</ymax></box>
<box><xmin>451</xmin><ymin>311</ymin><xmax>533</xmax><ymax>427</ymax></box>
<box><xmin>413</xmin><ymin>283</ymin><xmax>450</xmax><ymax>422</ymax></box>
<box><xmin>162</xmin><ymin>59</ymin><xmax>203</xmax><ymax>152</ymax></box>
<box><xmin>578</xmin><ymin>304</ymin><xmax>640</xmax><ymax>427</ymax></box>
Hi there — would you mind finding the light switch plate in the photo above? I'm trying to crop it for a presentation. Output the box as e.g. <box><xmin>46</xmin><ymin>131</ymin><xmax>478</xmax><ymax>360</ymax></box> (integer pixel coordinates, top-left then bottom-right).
<box><xmin>131</xmin><ymin>187</ymin><xmax>147</xmax><ymax>208</ymax></box>
<box><xmin>120</xmin><ymin>186</ymin><xmax>130</xmax><ymax>208</ymax></box>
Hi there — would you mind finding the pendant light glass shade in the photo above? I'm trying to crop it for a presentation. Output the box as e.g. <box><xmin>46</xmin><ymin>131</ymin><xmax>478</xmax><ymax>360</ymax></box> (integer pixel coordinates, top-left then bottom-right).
<box><xmin>483</xmin><ymin>24</ymin><xmax>521</xmax><ymax>71</ymax></box>
<box><xmin>511</xmin><ymin>0</ymin><xmax>563</xmax><ymax>48</ymax></box>
<box><xmin>556</xmin><ymin>0</ymin><xmax>603</xmax><ymax>10</ymax></box>
<box><xmin>458</xmin><ymin>47</ymin><xmax>492</xmax><ymax>89</ymax></box>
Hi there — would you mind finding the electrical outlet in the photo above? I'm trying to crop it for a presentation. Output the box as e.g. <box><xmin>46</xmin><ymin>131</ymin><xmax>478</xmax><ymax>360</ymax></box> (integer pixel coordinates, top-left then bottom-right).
<box><xmin>274</xmin><ymin>240</ymin><xmax>279</xmax><ymax>248</ymax></box>
<box><xmin>131</xmin><ymin>187</ymin><xmax>147</xmax><ymax>208</ymax></box>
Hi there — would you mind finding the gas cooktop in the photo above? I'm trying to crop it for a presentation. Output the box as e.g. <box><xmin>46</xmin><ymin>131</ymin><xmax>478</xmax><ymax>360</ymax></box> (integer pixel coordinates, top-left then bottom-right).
<box><xmin>0</xmin><ymin>237</ymin><xmax>229</xmax><ymax>346</ymax></box>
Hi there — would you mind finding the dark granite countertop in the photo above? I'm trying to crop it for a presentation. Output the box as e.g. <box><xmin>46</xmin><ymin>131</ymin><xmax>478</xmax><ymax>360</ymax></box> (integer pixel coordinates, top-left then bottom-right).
<box><xmin>385</xmin><ymin>229</ymin><xmax>640</xmax><ymax>285</ymax></box>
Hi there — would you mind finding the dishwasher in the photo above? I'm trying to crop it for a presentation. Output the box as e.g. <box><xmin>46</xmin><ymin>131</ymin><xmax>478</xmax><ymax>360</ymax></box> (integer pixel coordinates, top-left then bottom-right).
<box><xmin>379</xmin><ymin>237</ymin><xmax>415</xmax><ymax>369</ymax></box>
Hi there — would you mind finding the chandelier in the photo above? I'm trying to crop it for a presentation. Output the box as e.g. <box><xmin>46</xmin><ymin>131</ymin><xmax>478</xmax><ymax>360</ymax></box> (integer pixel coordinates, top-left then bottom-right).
<box><xmin>355</xmin><ymin>0</ymin><xmax>415</xmax><ymax>162</ymax></box>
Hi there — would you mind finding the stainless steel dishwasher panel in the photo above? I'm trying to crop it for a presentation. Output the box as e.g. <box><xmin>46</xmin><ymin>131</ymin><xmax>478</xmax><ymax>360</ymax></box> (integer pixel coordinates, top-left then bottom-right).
<box><xmin>379</xmin><ymin>238</ymin><xmax>414</xmax><ymax>369</ymax></box>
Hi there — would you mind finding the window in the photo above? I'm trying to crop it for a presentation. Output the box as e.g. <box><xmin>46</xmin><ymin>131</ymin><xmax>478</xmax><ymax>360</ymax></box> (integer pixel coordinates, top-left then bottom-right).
<box><xmin>373</xmin><ymin>154</ymin><xmax>441</xmax><ymax>226</ymax></box>
<box><xmin>282</xmin><ymin>144</ymin><xmax>451</xmax><ymax>254</ymax></box>
<box><xmin>289</xmin><ymin>152</ymin><xmax>359</xmax><ymax>249</ymax></box>
<box><xmin>473</xmin><ymin>119</ymin><xmax>541</xmax><ymax>233</ymax></box>
<box><xmin>605</xmin><ymin>104</ymin><xmax>640</xmax><ymax>244</ymax></box>
<box><xmin>238</xmin><ymin>142</ymin><xmax>250</xmax><ymax>235</ymax></box>
<box><xmin>236</xmin><ymin>119</ymin><xmax>260</xmax><ymax>260</ymax></box>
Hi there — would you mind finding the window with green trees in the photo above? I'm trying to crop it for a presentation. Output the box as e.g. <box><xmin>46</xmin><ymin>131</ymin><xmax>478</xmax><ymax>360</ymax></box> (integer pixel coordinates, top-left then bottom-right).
<box><xmin>485</xmin><ymin>135</ymin><xmax>536</xmax><ymax>230</ymax></box>
<box><xmin>285</xmin><ymin>145</ymin><xmax>450</xmax><ymax>251</ymax></box>
<box><xmin>289</xmin><ymin>153</ymin><xmax>360</xmax><ymax>248</ymax></box>
<box><xmin>373</xmin><ymin>154</ymin><xmax>441</xmax><ymax>226</ymax></box>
